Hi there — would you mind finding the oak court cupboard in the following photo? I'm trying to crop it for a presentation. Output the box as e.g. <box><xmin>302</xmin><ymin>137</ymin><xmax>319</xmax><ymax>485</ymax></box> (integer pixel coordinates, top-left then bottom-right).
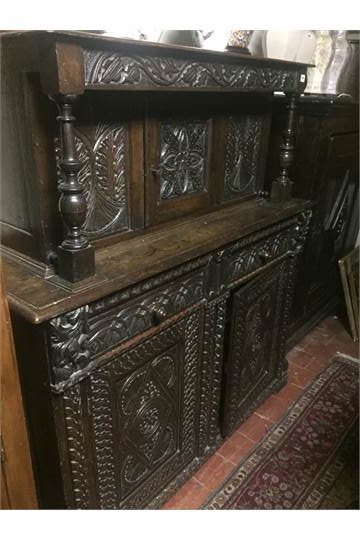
<box><xmin>1</xmin><ymin>31</ymin><xmax>313</xmax><ymax>508</ymax></box>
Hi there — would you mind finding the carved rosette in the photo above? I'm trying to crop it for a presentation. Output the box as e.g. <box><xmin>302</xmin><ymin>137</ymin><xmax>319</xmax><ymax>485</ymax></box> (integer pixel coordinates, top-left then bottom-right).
<box><xmin>224</xmin><ymin>115</ymin><xmax>263</xmax><ymax>199</ymax></box>
<box><xmin>159</xmin><ymin>122</ymin><xmax>208</xmax><ymax>200</ymax></box>
<box><xmin>84</xmin><ymin>51</ymin><xmax>304</xmax><ymax>92</ymax></box>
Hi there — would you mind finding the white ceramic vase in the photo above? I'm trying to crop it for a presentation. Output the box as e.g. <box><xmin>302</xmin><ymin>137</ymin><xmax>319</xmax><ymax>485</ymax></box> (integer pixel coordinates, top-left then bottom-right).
<box><xmin>264</xmin><ymin>31</ymin><xmax>316</xmax><ymax>63</ymax></box>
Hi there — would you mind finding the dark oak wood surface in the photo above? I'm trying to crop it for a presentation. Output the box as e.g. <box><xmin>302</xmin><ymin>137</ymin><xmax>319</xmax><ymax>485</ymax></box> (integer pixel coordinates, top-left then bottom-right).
<box><xmin>2</xmin><ymin>198</ymin><xmax>311</xmax><ymax>324</ymax></box>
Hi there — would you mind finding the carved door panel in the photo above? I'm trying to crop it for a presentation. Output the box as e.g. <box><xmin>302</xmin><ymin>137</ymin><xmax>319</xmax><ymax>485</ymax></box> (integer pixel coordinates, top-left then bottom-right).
<box><xmin>222</xmin><ymin>260</ymin><xmax>290</xmax><ymax>437</ymax></box>
<box><xmin>145</xmin><ymin>114</ymin><xmax>215</xmax><ymax>225</ymax></box>
<box><xmin>57</xmin><ymin>307</ymin><xmax>204</xmax><ymax>509</ymax></box>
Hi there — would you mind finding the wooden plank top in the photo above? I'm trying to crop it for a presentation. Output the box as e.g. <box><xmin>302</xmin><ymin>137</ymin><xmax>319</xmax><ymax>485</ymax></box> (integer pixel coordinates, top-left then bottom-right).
<box><xmin>2</xmin><ymin>198</ymin><xmax>311</xmax><ymax>324</ymax></box>
<box><xmin>0</xmin><ymin>31</ymin><xmax>309</xmax><ymax>94</ymax></box>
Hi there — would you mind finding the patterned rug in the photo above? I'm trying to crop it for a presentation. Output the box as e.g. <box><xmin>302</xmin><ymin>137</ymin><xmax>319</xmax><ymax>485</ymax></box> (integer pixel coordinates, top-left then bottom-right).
<box><xmin>204</xmin><ymin>355</ymin><xmax>359</xmax><ymax>510</ymax></box>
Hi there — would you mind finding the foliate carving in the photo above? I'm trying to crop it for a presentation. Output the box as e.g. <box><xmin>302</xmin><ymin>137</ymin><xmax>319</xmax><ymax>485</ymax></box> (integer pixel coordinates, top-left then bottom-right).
<box><xmin>227</xmin><ymin>230</ymin><xmax>290</xmax><ymax>284</ymax></box>
<box><xmin>159</xmin><ymin>122</ymin><xmax>208</xmax><ymax>200</ymax></box>
<box><xmin>88</xmin><ymin>256</ymin><xmax>210</xmax><ymax>316</ymax></box>
<box><xmin>290</xmin><ymin>210</ymin><xmax>312</xmax><ymax>252</ymax></box>
<box><xmin>62</xmin><ymin>384</ymin><xmax>91</xmax><ymax>508</ymax></box>
<box><xmin>49</xmin><ymin>306</ymin><xmax>90</xmax><ymax>383</ymax></box>
<box><xmin>224</xmin><ymin>115</ymin><xmax>263</xmax><ymax>199</ymax></box>
<box><xmin>49</xmin><ymin>270</ymin><xmax>205</xmax><ymax>386</ymax></box>
<box><xmin>84</xmin><ymin>50</ymin><xmax>303</xmax><ymax>92</ymax></box>
<box><xmin>87</xmin><ymin>270</ymin><xmax>205</xmax><ymax>358</ymax></box>
<box><xmin>55</xmin><ymin>123</ymin><xmax>129</xmax><ymax>238</ymax></box>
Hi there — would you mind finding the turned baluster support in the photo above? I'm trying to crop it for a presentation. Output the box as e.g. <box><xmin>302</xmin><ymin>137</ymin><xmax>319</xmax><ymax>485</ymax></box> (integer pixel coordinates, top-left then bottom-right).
<box><xmin>54</xmin><ymin>94</ymin><xmax>95</xmax><ymax>282</ymax></box>
<box><xmin>270</xmin><ymin>93</ymin><xmax>299</xmax><ymax>203</ymax></box>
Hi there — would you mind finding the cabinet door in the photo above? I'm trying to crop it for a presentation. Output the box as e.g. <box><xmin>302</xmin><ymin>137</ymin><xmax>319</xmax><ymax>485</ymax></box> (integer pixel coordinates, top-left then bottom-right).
<box><xmin>57</xmin><ymin>307</ymin><xmax>204</xmax><ymax>509</ymax></box>
<box><xmin>222</xmin><ymin>260</ymin><xmax>290</xmax><ymax>437</ymax></box>
<box><xmin>145</xmin><ymin>114</ymin><xmax>214</xmax><ymax>225</ymax></box>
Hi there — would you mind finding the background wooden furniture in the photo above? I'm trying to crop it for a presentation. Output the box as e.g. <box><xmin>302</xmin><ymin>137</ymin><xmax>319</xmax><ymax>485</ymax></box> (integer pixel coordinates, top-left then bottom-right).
<box><xmin>265</xmin><ymin>95</ymin><xmax>359</xmax><ymax>347</ymax></box>
<box><xmin>1</xmin><ymin>31</ymin><xmax>310</xmax><ymax>509</ymax></box>
<box><xmin>0</xmin><ymin>260</ymin><xmax>37</xmax><ymax>509</ymax></box>
<box><xmin>339</xmin><ymin>247</ymin><xmax>359</xmax><ymax>342</ymax></box>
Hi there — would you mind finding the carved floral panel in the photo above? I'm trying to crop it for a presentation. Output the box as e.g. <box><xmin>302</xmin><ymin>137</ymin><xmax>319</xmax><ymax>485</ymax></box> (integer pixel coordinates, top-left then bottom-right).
<box><xmin>55</xmin><ymin>122</ymin><xmax>129</xmax><ymax>238</ymax></box>
<box><xmin>224</xmin><ymin>115</ymin><xmax>263</xmax><ymax>200</ymax></box>
<box><xmin>158</xmin><ymin>122</ymin><xmax>208</xmax><ymax>200</ymax></box>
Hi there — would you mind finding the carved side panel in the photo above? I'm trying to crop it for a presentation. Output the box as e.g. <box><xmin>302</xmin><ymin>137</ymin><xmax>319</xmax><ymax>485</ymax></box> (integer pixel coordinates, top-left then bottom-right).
<box><xmin>159</xmin><ymin>122</ymin><xmax>208</xmax><ymax>200</ymax></box>
<box><xmin>55</xmin><ymin>122</ymin><xmax>129</xmax><ymax>238</ymax></box>
<box><xmin>223</xmin><ymin>260</ymin><xmax>289</xmax><ymax>436</ymax></box>
<box><xmin>224</xmin><ymin>115</ymin><xmax>263</xmax><ymax>200</ymax></box>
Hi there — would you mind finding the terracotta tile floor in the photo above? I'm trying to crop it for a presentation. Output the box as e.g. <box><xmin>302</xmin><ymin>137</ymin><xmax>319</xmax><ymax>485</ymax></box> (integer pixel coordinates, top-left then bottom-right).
<box><xmin>162</xmin><ymin>315</ymin><xmax>359</xmax><ymax>509</ymax></box>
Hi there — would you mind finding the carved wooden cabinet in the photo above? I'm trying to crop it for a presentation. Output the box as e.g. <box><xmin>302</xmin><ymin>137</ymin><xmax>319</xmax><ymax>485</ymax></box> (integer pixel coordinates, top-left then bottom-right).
<box><xmin>0</xmin><ymin>31</ymin><xmax>311</xmax><ymax>509</ymax></box>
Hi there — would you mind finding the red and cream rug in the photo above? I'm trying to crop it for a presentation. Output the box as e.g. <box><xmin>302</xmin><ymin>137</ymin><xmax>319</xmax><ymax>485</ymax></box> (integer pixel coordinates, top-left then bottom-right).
<box><xmin>204</xmin><ymin>355</ymin><xmax>359</xmax><ymax>510</ymax></box>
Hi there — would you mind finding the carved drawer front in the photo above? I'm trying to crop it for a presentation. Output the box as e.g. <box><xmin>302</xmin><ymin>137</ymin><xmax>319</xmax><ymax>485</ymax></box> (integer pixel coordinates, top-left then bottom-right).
<box><xmin>59</xmin><ymin>308</ymin><xmax>203</xmax><ymax>509</ymax></box>
<box><xmin>49</xmin><ymin>267</ymin><xmax>207</xmax><ymax>385</ymax></box>
<box><xmin>87</xmin><ymin>268</ymin><xmax>207</xmax><ymax>359</ymax></box>
<box><xmin>222</xmin><ymin>259</ymin><xmax>290</xmax><ymax>437</ymax></box>
<box><xmin>223</xmin><ymin>225</ymin><xmax>292</xmax><ymax>287</ymax></box>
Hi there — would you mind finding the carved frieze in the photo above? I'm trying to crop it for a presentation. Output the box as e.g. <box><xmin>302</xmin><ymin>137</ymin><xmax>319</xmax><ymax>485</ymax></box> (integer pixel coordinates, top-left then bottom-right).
<box><xmin>84</xmin><ymin>50</ymin><xmax>303</xmax><ymax>92</ymax></box>
<box><xmin>55</xmin><ymin>122</ymin><xmax>129</xmax><ymax>238</ymax></box>
<box><xmin>224</xmin><ymin>115</ymin><xmax>263</xmax><ymax>199</ymax></box>
<box><xmin>159</xmin><ymin>122</ymin><xmax>208</xmax><ymax>200</ymax></box>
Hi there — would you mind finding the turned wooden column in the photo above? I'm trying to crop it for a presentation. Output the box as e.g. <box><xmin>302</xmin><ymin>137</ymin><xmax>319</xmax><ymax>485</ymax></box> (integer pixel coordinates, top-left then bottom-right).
<box><xmin>55</xmin><ymin>94</ymin><xmax>95</xmax><ymax>282</ymax></box>
<box><xmin>270</xmin><ymin>93</ymin><xmax>298</xmax><ymax>203</ymax></box>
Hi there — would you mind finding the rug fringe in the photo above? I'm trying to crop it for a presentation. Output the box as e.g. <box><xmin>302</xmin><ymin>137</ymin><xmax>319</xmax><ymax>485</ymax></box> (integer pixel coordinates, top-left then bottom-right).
<box><xmin>335</xmin><ymin>352</ymin><xmax>360</xmax><ymax>364</ymax></box>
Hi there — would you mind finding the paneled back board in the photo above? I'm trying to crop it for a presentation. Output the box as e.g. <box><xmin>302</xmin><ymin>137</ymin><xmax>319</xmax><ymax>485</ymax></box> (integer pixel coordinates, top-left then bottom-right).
<box><xmin>0</xmin><ymin>31</ymin><xmax>311</xmax><ymax>508</ymax></box>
